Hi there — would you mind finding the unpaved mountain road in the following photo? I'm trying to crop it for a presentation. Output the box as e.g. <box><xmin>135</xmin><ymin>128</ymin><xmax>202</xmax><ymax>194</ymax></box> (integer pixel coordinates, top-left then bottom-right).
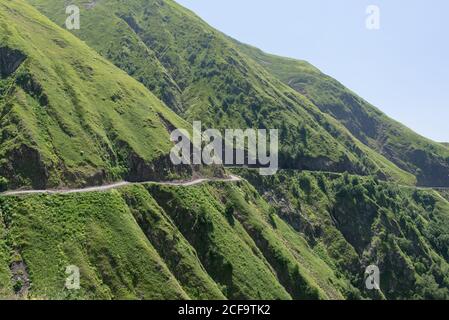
<box><xmin>0</xmin><ymin>175</ymin><xmax>242</xmax><ymax>197</ymax></box>
<box><xmin>3</xmin><ymin>173</ymin><xmax>449</xmax><ymax>198</ymax></box>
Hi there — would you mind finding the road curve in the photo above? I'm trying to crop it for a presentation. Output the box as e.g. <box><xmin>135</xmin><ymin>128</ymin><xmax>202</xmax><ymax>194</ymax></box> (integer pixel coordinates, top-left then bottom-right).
<box><xmin>0</xmin><ymin>175</ymin><xmax>242</xmax><ymax>197</ymax></box>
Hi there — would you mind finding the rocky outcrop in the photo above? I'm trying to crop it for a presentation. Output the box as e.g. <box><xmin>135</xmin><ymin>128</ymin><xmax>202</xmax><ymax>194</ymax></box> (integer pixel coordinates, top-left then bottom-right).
<box><xmin>0</xmin><ymin>47</ymin><xmax>26</xmax><ymax>78</ymax></box>
<box><xmin>15</xmin><ymin>71</ymin><xmax>49</xmax><ymax>106</ymax></box>
<box><xmin>0</xmin><ymin>144</ymin><xmax>49</xmax><ymax>189</ymax></box>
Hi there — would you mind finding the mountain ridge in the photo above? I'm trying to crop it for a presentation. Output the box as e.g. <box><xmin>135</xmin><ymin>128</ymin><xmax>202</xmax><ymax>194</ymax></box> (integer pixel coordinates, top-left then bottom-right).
<box><xmin>27</xmin><ymin>0</ymin><xmax>423</xmax><ymax>186</ymax></box>
<box><xmin>234</xmin><ymin>41</ymin><xmax>449</xmax><ymax>187</ymax></box>
<box><xmin>0</xmin><ymin>0</ymin><xmax>207</xmax><ymax>189</ymax></box>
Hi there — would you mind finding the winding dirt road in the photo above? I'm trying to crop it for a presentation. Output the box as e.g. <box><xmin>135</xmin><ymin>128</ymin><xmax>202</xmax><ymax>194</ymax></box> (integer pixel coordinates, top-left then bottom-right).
<box><xmin>0</xmin><ymin>175</ymin><xmax>242</xmax><ymax>197</ymax></box>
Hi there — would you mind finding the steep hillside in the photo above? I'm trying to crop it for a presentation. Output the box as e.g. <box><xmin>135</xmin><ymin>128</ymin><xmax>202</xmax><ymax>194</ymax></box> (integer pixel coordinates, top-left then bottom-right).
<box><xmin>2</xmin><ymin>173</ymin><xmax>449</xmax><ymax>300</ymax></box>
<box><xmin>236</xmin><ymin>44</ymin><xmax>449</xmax><ymax>187</ymax></box>
<box><xmin>233</xmin><ymin>169</ymin><xmax>449</xmax><ymax>299</ymax></box>
<box><xmin>2</xmin><ymin>0</ymin><xmax>449</xmax><ymax>301</ymax></box>
<box><xmin>0</xmin><ymin>0</ymin><xmax>195</xmax><ymax>190</ymax></box>
<box><xmin>0</xmin><ymin>179</ymin><xmax>353</xmax><ymax>299</ymax></box>
<box><xmin>28</xmin><ymin>0</ymin><xmax>416</xmax><ymax>185</ymax></box>
<box><xmin>0</xmin><ymin>190</ymin><xmax>192</xmax><ymax>299</ymax></box>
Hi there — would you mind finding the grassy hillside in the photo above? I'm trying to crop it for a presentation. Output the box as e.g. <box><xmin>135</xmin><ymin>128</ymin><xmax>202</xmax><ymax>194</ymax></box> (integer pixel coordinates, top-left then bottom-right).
<box><xmin>2</xmin><ymin>172</ymin><xmax>449</xmax><ymax>299</ymax></box>
<box><xmin>2</xmin><ymin>0</ymin><xmax>449</xmax><ymax>301</ymax></box>
<box><xmin>0</xmin><ymin>190</ymin><xmax>190</xmax><ymax>299</ymax></box>
<box><xmin>0</xmin><ymin>179</ymin><xmax>354</xmax><ymax>299</ymax></box>
<box><xmin>234</xmin><ymin>169</ymin><xmax>449</xmax><ymax>299</ymax></box>
<box><xmin>0</xmin><ymin>0</ymin><xmax>196</xmax><ymax>190</ymax></box>
<box><xmin>236</xmin><ymin>43</ymin><xmax>449</xmax><ymax>187</ymax></box>
<box><xmin>27</xmin><ymin>0</ymin><xmax>416</xmax><ymax>185</ymax></box>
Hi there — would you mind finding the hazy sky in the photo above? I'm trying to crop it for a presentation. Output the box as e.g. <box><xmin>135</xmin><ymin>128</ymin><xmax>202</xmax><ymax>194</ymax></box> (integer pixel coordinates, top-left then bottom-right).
<box><xmin>176</xmin><ymin>0</ymin><xmax>449</xmax><ymax>142</ymax></box>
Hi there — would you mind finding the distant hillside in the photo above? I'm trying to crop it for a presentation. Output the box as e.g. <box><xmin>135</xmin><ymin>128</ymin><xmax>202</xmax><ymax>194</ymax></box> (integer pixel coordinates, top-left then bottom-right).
<box><xmin>235</xmin><ymin>43</ymin><xmax>449</xmax><ymax>187</ymax></box>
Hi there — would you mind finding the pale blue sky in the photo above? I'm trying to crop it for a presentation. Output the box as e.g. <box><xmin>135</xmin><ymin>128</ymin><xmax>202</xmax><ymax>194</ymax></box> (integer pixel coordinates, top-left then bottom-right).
<box><xmin>176</xmin><ymin>0</ymin><xmax>449</xmax><ymax>142</ymax></box>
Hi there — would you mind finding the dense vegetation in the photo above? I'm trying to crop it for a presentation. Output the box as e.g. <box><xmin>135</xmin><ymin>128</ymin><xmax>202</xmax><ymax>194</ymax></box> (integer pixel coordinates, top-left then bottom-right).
<box><xmin>32</xmin><ymin>0</ymin><xmax>449</xmax><ymax>187</ymax></box>
<box><xmin>2</xmin><ymin>171</ymin><xmax>449</xmax><ymax>299</ymax></box>
<box><xmin>1</xmin><ymin>0</ymin><xmax>448</xmax><ymax>300</ymax></box>
<box><xmin>234</xmin><ymin>169</ymin><xmax>449</xmax><ymax>299</ymax></box>
<box><xmin>0</xmin><ymin>180</ymin><xmax>340</xmax><ymax>299</ymax></box>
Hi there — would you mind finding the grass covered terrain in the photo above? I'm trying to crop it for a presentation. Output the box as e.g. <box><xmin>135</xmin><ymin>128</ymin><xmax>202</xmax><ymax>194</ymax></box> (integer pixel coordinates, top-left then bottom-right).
<box><xmin>234</xmin><ymin>169</ymin><xmax>449</xmax><ymax>299</ymax></box>
<box><xmin>235</xmin><ymin>43</ymin><xmax>449</xmax><ymax>187</ymax></box>
<box><xmin>0</xmin><ymin>179</ymin><xmax>345</xmax><ymax>299</ymax></box>
<box><xmin>0</xmin><ymin>0</ymin><xmax>193</xmax><ymax>190</ymax></box>
<box><xmin>2</xmin><ymin>171</ymin><xmax>449</xmax><ymax>299</ymax></box>
<box><xmin>0</xmin><ymin>190</ymin><xmax>189</xmax><ymax>299</ymax></box>
<box><xmin>28</xmin><ymin>0</ymin><xmax>417</xmax><ymax>185</ymax></box>
<box><xmin>1</xmin><ymin>0</ymin><xmax>449</xmax><ymax>301</ymax></box>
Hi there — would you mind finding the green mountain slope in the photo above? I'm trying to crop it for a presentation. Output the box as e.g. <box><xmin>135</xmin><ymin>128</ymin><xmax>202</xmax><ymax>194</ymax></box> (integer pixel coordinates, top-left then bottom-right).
<box><xmin>234</xmin><ymin>169</ymin><xmax>449</xmax><ymax>299</ymax></box>
<box><xmin>2</xmin><ymin>0</ymin><xmax>449</xmax><ymax>301</ymax></box>
<box><xmin>28</xmin><ymin>0</ymin><xmax>416</xmax><ymax>185</ymax></box>
<box><xmin>235</xmin><ymin>44</ymin><xmax>449</xmax><ymax>187</ymax></box>
<box><xmin>0</xmin><ymin>0</ymin><xmax>194</xmax><ymax>190</ymax></box>
<box><xmin>3</xmin><ymin>172</ymin><xmax>449</xmax><ymax>299</ymax></box>
<box><xmin>0</xmin><ymin>190</ymin><xmax>191</xmax><ymax>299</ymax></box>
<box><xmin>0</xmin><ymin>179</ymin><xmax>353</xmax><ymax>299</ymax></box>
